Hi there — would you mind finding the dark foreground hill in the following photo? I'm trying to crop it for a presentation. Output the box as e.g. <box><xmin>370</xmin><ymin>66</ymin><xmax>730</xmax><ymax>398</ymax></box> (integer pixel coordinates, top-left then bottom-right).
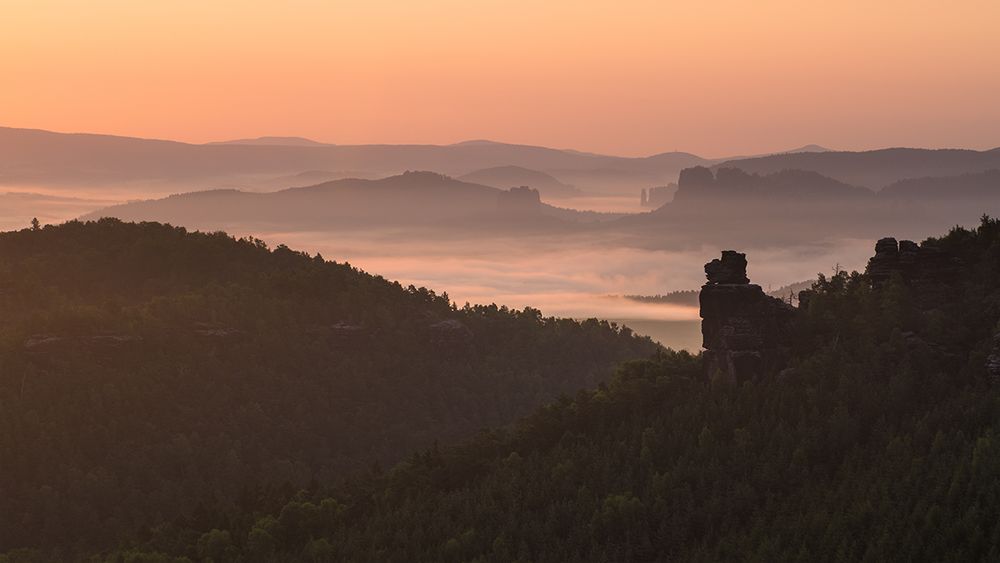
<box><xmin>0</xmin><ymin>219</ymin><xmax>658</xmax><ymax>556</ymax></box>
<box><xmin>88</xmin><ymin>218</ymin><xmax>1000</xmax><ymax>562</ymax></box>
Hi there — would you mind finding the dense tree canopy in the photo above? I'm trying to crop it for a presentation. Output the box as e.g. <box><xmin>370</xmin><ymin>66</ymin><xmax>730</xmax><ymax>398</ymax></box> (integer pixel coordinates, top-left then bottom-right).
<box><xmin>0</xmin><ymin>219</ymin><xmax>658</xmax><ymax>557</ymax></box>
<box><xmin>58</xmin><ymin>218</ymin><xmax>1000</xmax><ymax>563</ymax></box>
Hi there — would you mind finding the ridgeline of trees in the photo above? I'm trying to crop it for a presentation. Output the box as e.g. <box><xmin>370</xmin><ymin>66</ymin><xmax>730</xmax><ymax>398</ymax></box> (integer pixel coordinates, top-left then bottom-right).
<box><xmin>70</xmin><ymin>217</ymin><xmax>1000</xmax><ymax>563</ymax></box>
<box><xmin>0</xmin><ymin>219</ymin><xmax>659</xmax><ymax>557</ymax></box>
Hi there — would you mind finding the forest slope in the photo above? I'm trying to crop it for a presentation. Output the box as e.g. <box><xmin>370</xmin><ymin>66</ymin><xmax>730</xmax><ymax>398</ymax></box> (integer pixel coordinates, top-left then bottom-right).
<box><xmin>89</xmin><ymin>218</ymin><xmax>1000</xmax><ymax>563</ymax></box>
<box><xmin>0</xmin><ymin>219</ymin><xmax>658</xmax><ymax>555</ymax></box>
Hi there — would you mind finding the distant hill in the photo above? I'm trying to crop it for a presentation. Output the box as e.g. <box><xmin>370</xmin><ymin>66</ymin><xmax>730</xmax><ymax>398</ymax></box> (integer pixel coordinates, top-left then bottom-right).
<box><xmin>880</xmin><ymin>169</ymin><xmax>1000</xmax><ymax>200</ymax></box>
<box><xmin>82</xmin><ymin>171</ymin><xmax>614</xmax><ymax>233</ymax></box>
<box><xmin>783</xmin><ymin>144</ymin><xmax>831</xmax><ymax>153</ymax></box>
<box><xmin>449</xmin><ymin>139</ymin><xmax>509</xmax><ymax>147</ymax></box>
<box><xmin>716</xmin><ymin>147</ymin><xmax>1000</xmax><ymax>189</ymax></box>
<box><xmin>617</xmin><ymin>164</ymin><xmax>1000</xmax><ymax>247</ymax></box>
<box><xmin>662</xmin><ymin>167</ymin><xmax>875</xmax><ymax>212</ymax></box>
<box><xmin>255</xmin><ymin>169</ymin><xmax>380</xmax><ymax>189</ymax></box>
<box><xmin>205</xmin><ymin>136</ymin><xmax>331</xmax><ymax>147</ymax></box>
<box><xmin>0</xmin><ymin>126</ymin><xmax>712</xmax><ymax>196</ymax></box>
<box><xmin>458</xmin><ymin>165</ymin><xmax>581</xmax><ymax>198</ymax></box>
<box><xmin>618</xmin><ymin>166</ymin><xmax>904</xmax><ymax>246</ymax></box>
<box><xmin>81</xmin><ymin>163</ymin><xmax>1000</xmax><ymax>249</ymax></box>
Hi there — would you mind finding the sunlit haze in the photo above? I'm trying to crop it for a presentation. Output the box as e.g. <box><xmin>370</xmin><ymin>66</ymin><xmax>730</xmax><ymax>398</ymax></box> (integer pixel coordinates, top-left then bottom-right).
<box><xmin>3</xmin><ymin>0</ymin><xmax>999</xmax><ymax>156</ymax></box>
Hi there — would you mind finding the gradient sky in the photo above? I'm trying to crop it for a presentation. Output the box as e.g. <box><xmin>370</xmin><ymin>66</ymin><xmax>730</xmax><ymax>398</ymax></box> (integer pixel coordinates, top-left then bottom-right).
<box><xmin>3</xmin><ymin>0</ymin><xmax>998</xmax><ymax>156</ymax></box>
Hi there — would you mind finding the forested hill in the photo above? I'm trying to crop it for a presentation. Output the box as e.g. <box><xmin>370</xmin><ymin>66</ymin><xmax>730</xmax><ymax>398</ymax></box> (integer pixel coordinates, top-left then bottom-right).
<box><xmin>93</xmin><ymin>218</ymin><xmax>1000</xmax><ymax>563</ymax></box>
<box><xmin>0</xmin><ymin>219</ymin><xmax>658</xmax><ymax>556</ymax></box>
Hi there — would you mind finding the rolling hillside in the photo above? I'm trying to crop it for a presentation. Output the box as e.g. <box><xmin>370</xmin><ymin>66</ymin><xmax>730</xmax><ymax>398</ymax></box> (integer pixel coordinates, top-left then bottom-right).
<box><xmin>90</xmin><ymin>218</ymin><xmax>1000</xmax><ymax>562</ymax></box>
<box><xmin>0</xmin><ymin>219</ymin><xmax>659</xmax><ymax>554</ymax></box>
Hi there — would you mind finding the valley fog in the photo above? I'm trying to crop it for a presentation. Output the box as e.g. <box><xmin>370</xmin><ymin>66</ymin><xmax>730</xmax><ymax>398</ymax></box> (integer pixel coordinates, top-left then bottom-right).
<box><xmin>243</xmin><ymin>229</ymin><xmax>876</xmax><ymax>351</ymax></box>
<box><xmin>0</xmin><ymin>184</ymin><xmax>879</xmax><ymax>351</ymax></box>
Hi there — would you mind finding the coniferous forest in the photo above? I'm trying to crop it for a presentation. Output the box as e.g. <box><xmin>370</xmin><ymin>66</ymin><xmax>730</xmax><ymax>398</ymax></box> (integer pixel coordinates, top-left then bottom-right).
<box><xmin>0</xmin><ymin>219</ymin><xmax>657</xmax><ymax>559</ymax></box>
<box><xmin>2</xmin><ymin>217</ymin><xmax>1000</xmax><ymax>561</ymax></box>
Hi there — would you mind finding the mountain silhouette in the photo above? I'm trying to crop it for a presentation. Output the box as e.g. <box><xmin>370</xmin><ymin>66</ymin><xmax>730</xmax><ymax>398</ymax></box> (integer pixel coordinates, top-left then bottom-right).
<box><xmin>82</xmin><ymin>171</ymin><xmax>615</xmax><ymax>233</ymax></box>
<box><xmin>0</xmin><ymin>126</ymin><xmax>709</xmax><ymax>195</ymax></box>
<box><xmin>458</xmin><ymin>165</ymin><xmax>581</xmax><ymax>198</ymax></box>
<box><xmin>880</xmin><ymin>168</ymin><xmax>1000</xmax><ymax>200</ymax></box>
<box><xmin>714</xmin><ymin>147</ymin><xmax>1000</xmax><ymax>189</ymax></box>
<box><xmin>614</xmin><ymin>165</ymin><xmax>1000</xmax><ymax>247</ymax></box>
<box><xmin>783</xmin><ymin>143</ymin><xmax>831</xmax><ymax>153</ymax></box>
<box><xmin>205</xmin><ymin>136</ymin><xmax>330</xmax><ymax>146</ymax></box>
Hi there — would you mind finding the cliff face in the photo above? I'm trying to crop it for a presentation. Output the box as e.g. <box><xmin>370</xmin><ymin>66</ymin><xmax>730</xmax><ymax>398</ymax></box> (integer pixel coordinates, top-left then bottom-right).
<box><xmin>640</xmin><ymin>184</ymin><xmax>676</xmax><ymax>208</ymax></box>
<box><xmin>700</xmin><ymin>251</ymin><xmax>795</xmax><ymax>382</ymax></box>
<box><xmin>866</xmin><ymin>237</ymin><xmax>959</xmax><ymax>290</ymax></box>
<box><xmin>496</xmin><ymin>186</ymin><xmax>542</xmax><ymax>214</ymax></box>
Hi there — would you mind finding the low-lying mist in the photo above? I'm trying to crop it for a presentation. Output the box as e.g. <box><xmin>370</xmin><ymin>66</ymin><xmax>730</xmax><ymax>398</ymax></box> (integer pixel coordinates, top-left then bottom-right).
<box><xmin>4</xmin><ymin>181</ymin><xmax>889</xmax><ymax>351</ymax></box>
<box><xmin>240</xmin><ymin>229</ymin><xmax>876</xmax><ymax>350</ymax></box>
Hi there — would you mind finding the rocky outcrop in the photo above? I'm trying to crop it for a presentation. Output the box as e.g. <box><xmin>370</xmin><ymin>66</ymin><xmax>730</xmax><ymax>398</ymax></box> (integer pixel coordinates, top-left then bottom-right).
<box><xmin>866</xmin><ymin>237</ymin><xmax>959</xmax><ymax>289</ymax></box>
<box><xmin>705</xmin><ymin>250</ymin><xmax>750</xmax><ymax>284</ymax></box>
<box><xmin>700</xmin><ymin>251</ymin><xmax>795</xmax><ymax>383</ymax></box>
<box><xmin>640</xmin><ymin>184</ymin><xmax>676</xmax><ymax>208</ymax></box>
<box><xmin>678</xmin><ymin>166</ymin><xmax>716</xmax><ymax>189</ymax></box>
<box><xmin>496</xmin><ymin>186</ymin><xmax>542</xmax><ymax>214</ymax></box>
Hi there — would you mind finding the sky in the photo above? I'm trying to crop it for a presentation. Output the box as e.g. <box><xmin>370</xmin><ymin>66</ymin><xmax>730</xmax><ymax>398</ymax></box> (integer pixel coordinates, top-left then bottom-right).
<box><xmin>2</xmin><ymin>0</ymin><xmax>999</xmax><ymax>157</ymax></box>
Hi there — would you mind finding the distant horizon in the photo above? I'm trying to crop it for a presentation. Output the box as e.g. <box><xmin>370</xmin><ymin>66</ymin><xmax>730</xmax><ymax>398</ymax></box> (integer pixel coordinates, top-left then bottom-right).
<box><xmin>6</xmin><ymin>123</ymin><xmax>1000</xmax><ymax>161</ymax></box>
<box><xmin>5</xmin><ymin>1</ymin><xmax>999</xmax><ymax>157</ymax></box>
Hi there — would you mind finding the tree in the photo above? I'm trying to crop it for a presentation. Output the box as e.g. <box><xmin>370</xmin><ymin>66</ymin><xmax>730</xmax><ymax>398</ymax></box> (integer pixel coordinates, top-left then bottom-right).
<box><xmin>30</xmin><ymin>217</ymin><xmax>40</xmax><ymax>231</ymax></box>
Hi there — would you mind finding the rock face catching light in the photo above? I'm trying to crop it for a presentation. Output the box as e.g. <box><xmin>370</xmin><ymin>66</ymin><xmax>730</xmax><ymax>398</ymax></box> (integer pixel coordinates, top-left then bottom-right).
<box><xmin>700</xmin><ymin>251</ymin><xmax>794</xmax><ymax>383</ymax></box>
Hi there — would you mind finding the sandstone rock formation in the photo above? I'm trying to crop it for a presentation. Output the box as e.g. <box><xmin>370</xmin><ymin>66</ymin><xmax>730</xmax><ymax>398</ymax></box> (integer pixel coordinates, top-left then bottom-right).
<box><xmin>640</xmin><ymin>184</ymin><xmax>676</xmax><ymax>208</ymax></box>
<box><xmin>496</xmin><ymin>186</ymin><xmax>542</xmax><ymax>214</ymax></box>
<box><xmin>678</xmin><ymin>166</ymin><xmax>715</xmax><ymax>189</ymax></box>
<box><xmin>700</xmin><ymin>251</ymin><xmax>794</xmax><ymax>383</ymax></box>
<box><xmin>705</xmin><ymin>250</ymin><xmax>750</xmax><ymax>284</ymax></box>
<box><xmin>866</xmin><ymin>237</ymin><xmax>959</xmax><ymax>290</ymax></box>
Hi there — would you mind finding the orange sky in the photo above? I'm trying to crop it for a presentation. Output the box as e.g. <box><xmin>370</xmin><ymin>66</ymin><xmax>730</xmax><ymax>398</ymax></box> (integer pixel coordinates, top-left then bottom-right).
<box><xmin>2</xmin><ymin>0</ymin><xmax>998</xmax><ymax>156</ymax></box>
